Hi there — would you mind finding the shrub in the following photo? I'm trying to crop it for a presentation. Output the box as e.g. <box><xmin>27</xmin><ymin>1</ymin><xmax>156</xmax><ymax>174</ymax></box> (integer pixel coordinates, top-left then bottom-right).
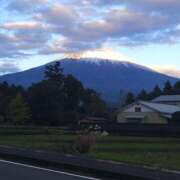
<box><xmin>74</xmin><ymin>134</ymin><xmax>96</xmax><ymax>154</ymax></box>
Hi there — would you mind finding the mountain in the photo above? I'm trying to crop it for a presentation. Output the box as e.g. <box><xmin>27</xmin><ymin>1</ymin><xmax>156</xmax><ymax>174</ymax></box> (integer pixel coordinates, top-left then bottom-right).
<box><xmin>0</xmin><ymin>58</ymin><xmax>178</xmax><ymax>103</ymax></box>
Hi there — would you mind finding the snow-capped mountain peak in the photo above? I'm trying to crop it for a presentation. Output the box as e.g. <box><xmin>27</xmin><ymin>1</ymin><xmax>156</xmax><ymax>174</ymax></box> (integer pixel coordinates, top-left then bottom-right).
<box><xmin>0</xmin><ymin>57</ymin><xmax>178</xmax><ymax>103</ymax></box>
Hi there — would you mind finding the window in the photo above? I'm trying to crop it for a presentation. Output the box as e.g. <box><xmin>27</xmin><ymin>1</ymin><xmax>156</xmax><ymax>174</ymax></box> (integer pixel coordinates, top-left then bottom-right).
<box><xmin>135</xmin><ymin>107</ymin><xmax>141</xmax><ymax>112</ymax></box>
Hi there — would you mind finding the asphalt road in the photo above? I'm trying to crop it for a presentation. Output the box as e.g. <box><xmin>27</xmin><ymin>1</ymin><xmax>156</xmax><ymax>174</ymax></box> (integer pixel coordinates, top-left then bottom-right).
<box><xmin>0</xmin><ymin>159</ymin><xmax>100</xmax><ymax>180</ymax></box>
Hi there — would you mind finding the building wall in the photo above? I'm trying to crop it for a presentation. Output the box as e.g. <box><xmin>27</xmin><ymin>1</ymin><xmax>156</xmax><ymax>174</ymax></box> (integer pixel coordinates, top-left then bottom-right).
<box><xmin>117</xmin><ymin>112</ymin><xmax>168</xmax><ymax>124</ymax></box>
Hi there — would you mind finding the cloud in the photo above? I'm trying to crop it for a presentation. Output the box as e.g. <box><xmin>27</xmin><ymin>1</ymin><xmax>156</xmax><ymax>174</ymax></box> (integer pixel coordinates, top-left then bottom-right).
<box><xmin>35</xmin><ymin>4</ymin><xmax>79</xmax><ymax>25</ymax></box>
<box><xmin>0</xmin><ymin>21</ymin><xmax>45</xmax><ymax>30</ymax></box>
<box><xmin>0</xmin><ymin>33</ymin><xmax>22</xmax><ymax>58</ymax></box>
<box><xmin>77</xmin><ymin>0</ymin><xmax>180</xmax><ymax>14</ymax></box>
<box><xmin>126</xmin><ymin>0</ymin><xmax>180</xmax><ymax>14</ymax></box>
<box><xmin>53</xmin><ymin>8</ymin><xmax>180</xmax><ymax>49</ymax></box>
<box><xmin>0</xmin><ymin>21</ymin><xmax>51</xmax><ymax>58</ymax></box>
<box><xmin>1</xmin><ymin>0</ymin><xmax>180</xmax><ymax>59</ymax></box>
<box><xmin>65</xmin><ymin>47</ymin><xmax>133</xmax><ymax>61</ymax></box>
<box><xmin>0</xmin><ymin>62</ymin><xmax>20</xmax><ymax>75</ymax></box>
<box><xmin>72</xmin><ymin>0</ymin><xmax>180</xmax><ymax>41</ymax></box>
<box><xmin>7</xmin><ymin>0</ymin><xmax>49</xmax><ymax>13</ymax></box>
<box><xmin>154</xmin><ymin>65</ymin><xmax>180</xmax><ymax>78</ymax></box>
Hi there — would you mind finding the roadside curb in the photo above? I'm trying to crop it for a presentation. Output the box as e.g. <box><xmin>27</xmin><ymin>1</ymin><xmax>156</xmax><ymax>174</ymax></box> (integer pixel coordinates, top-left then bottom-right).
<box><xmin>0</xmin><ymin>146</ymin><xmax>179</xmax><ymax>180</ymax></box>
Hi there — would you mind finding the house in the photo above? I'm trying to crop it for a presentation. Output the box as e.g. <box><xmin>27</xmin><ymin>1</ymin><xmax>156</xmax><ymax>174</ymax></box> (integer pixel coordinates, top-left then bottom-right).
<box><xmin>117</xmin><ymin>101</ymin><xmax>180</xmax><ymax>124</ymax></box>
<box><xmin>152</xmin><ymin>95</ymin><xmax>180</xmax><ymax>106</ymax></box>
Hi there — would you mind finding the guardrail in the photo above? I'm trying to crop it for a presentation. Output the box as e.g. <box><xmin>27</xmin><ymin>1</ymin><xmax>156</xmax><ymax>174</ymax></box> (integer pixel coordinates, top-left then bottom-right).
<box><xmin>0</xmin><ymin>146</ymin><xmax>180</xmax><ymax>180</ymax></box>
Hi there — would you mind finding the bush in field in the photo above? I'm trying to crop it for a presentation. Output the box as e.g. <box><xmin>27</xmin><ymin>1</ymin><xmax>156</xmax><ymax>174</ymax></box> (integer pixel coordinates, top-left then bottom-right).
<box><xmin>74</xmin><ymin>134</ymin><xmax>96</xmax><ymax>154</ymax></box>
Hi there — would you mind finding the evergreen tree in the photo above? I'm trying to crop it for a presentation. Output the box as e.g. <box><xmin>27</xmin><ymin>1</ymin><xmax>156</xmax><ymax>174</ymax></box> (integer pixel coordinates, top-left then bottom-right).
<box><xmin>153</xmin><ymin>85</ymin><xmax>162</xmax><ymax>97</ymax></box>
<box><xmin>174</xmin><ymin>81</ymin><xmax>180</xmax><ymax>94</ymax></box>
<box><xmin>81</xmin><ymin>89</ymin><xmax>108</xmax><ymax>117</ymax></box>
<box><xmin>137</xmin><ymin>89</ymin><xmax>148</xmax><ymax>101</ymax></box>
<box><xmin>64</xmin><ymin>74</ymin><xmax>84</xmax><ymax>111</ymax></box>
<box><xmin>62</xmin><ymin>75</ymin><xmax>84</xmax><ymax>124</ymax></box>
<box><xmin>8</xmin><ymin>93</ymin><xmax>31</xmax><ymax>125</ymax></box>
<box><xmin>149</xmin><ymin>85</ymin><xmax>162</xmax><ymax>100</ymax></box>
<box><xmin>44</xmin><ymin>61</ymin><xmax>64</xmax><ymax>82</ymax></box>
<box><xmin>163</xmin><ymin>80</ymin><xmax>173</xmax><ymax>94</ymax></box>
<box><xmin>125</xmin><ymin>92</ymin><xmax>135</xmax><ymax>105</ymax></box>
<box><xmin>28</xmin><ymin>79</ymin><xmax>66</xmax><ymax>125</ymax></box>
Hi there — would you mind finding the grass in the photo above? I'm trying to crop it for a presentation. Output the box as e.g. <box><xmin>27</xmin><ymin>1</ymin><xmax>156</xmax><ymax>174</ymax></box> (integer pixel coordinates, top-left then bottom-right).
<box><xmin>0</xmin><ymin>128</ymin><xmax>180</xmax><ymax>170</ymax></box>
<box><xmin>0</xmin><ymin>134</ymin><xmax>75</xmax><ymax>152</ymax></box>
<box><xmin>92</xmin><ymin>152</ymin><xmax>180</xmax><ymax>170</ymax></box>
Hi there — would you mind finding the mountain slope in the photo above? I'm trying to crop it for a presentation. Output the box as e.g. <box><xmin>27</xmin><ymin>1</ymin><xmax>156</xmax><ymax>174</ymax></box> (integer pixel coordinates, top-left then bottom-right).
<box><xmin>0</xmin><ymin>58</ymin><xmax>178</xmax><ymax>102</ymax></box>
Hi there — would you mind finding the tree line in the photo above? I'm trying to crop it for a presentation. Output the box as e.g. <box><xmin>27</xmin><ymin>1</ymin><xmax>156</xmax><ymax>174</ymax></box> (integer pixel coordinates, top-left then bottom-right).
<box><xmin>125</xmin><ymin>80</ymin><xmax>180</xmax><ymax>105</ymax></box>
<box><xmin>0</xmin><ymin>62</ymin><xmax>108</xmax><ymax>126</ymax></box>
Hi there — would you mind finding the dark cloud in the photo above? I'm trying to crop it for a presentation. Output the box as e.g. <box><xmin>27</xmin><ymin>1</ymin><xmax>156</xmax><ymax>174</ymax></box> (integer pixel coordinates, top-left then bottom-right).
<box><xmin>0</xmin><ymin>62</ymin><xmax>20</xmax><ymax>74</ymax></box>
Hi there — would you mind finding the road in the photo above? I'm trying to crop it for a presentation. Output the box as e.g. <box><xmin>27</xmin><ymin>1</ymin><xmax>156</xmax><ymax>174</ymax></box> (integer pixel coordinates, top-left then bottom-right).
<box><xmin>0</xmin><ymin>159</ymin><xmax>100</xmax><ymax>180</ymax></box>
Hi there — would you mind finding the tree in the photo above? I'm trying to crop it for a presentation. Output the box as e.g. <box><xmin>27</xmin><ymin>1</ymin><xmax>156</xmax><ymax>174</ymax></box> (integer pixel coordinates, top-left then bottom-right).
<box><xmin>137</xmin><ymin>89</ymin><xmax>148</xmax><ymax>101</ymax></box>
<box><xmin>28</xmin><ymin>62</ymin><xmax>66</xmax><ymax>125</ymax></box>
<box><xmin>148</xmin><ymin>85</ymin><xmax>162</xmax><ymax>100</ymax></box>
<box><xmin>80</xmin><ymin>89</ymin><xmax>108</xmax><ymax>117</ymax></box>
<box><xmin>174</xmin><ymin>81</ymin><xmax>180</xmax><ymax>94</ymax></box>
<box><xmin>0</xmin><ymin>82</ymin><xmax>25</xmax><ymax>123</ymax></box>
<box><xmin>62</xmin><ymin>75</ymin><xmax>84</xmax><ymax>124</ymax></box>
<box><xmin>8</xmin><ymin>93</ymin><xmax>31</xmax><ymax>125</ymax></box>
<box><xmin>171</xmin><ymin>112</ymin><xmax>180</xmax><ymax>125</ymax></box>
<box><xmin>28</xmin><ymin>80</ymin><xmax>66</xmax><ymax>125</ymax></box>
<box><xmin>125</xmin><ymin>92</ymin><xmax>135</xmax><ymax>105</ymax></box>
<box><xmin>28</xmin><ymin>63</ymin><xmax>85</xmax><ymax>125</ymax></box>
<box><xmin>28</xmin><ymin>62</ymin><xmax>109</xmax><ymax>125</ymax></box>
<box><xmin>163</xmin><ymin>80</ymin><xmax>173</xmax><ymax>95</ymax></box>
<box><xmin>44</xmin><ymin>61</ymin><xmax>64</xmax><ymax>82</ymax></box>
<box><xmin>64</xmin><ymin>74</ymin><xmax>84</xmax><ymax>111</ymax></box>
<box><xmin>153</xmin><ymin>85</ymin><xmax>162</xmax><ymax>97</ymax></box>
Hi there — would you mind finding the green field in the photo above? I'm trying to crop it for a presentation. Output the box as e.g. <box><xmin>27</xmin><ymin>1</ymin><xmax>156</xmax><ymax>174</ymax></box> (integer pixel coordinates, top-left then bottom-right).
<box><xmin>0</xmin><ymin>127</ymin><xmax>180</xmax><ymax>170</ymax></box>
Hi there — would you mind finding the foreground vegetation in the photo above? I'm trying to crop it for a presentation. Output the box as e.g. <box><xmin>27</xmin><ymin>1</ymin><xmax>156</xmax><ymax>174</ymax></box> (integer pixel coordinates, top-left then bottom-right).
<box><xmin>0</xmin><ymin>62</ymin><xmax>108</xmax><ymax>126</ymax></box>
<box><xmin>0</xmin><ymin>127</ymin><xmax>180</xmax><ymax>171</ymax></box>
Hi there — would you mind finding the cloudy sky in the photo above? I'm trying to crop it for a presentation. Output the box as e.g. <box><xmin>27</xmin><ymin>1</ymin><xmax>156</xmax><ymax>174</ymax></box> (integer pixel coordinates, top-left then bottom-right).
<box><xmin>0</xmin><ymin>0</ymin><xmax>180</xmax><ymax>77</ymax></box>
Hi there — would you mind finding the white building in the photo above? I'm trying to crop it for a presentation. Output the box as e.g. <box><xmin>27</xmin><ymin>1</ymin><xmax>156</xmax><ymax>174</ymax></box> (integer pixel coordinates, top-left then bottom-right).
<box><xmin>117</xmin><ymin>99</ymin><xmax>180</xmax><ymax>124</ymax></box>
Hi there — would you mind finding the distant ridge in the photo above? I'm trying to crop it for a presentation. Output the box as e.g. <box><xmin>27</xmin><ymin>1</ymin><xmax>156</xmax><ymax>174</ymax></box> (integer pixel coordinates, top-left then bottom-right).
<box><xmin>0</xmin><ymin>58</ymin><xmax>178</xmax><ymax>103</ymax></box>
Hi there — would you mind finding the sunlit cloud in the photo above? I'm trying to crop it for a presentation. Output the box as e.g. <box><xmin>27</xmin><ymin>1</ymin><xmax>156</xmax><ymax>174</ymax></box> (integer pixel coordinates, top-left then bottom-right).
<box><xmin>65</xmin><ymin>47</ymin><xmax>133</xmax><ymax>62</ymax></box>
<box><xmin>153</xmin><ymin>65</ymin><xmax>180</xmax><ymax>78</ymax></box>
<box><xmin>0</xmin><ymin>21</ymin><xmax>45</xmax><ymax>30</ymax></box>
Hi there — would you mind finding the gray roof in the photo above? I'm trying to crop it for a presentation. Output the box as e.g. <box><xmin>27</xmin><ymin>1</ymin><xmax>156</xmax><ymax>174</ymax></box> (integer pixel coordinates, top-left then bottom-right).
<box><xmin>140</xmin><ymin>101</ymin><xmax>180</xmax><ymax>114</ymax></box>
<box><xmin>152</xmin><ymin>95</ymin><xmax>180</xmax><ymax>102</ymax></box>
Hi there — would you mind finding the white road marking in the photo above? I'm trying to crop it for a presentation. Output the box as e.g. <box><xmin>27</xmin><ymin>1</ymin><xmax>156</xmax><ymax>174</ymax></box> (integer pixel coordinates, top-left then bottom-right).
<box><xmin>0</xmin><ymin>159</ymin><xmax>101</xmax><ymax>180</ymax></box>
